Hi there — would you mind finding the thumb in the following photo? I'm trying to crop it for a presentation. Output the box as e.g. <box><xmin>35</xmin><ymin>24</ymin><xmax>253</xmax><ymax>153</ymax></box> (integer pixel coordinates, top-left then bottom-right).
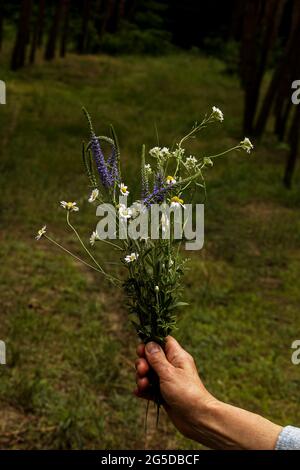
<box><xmin>145</xmin><ymin>341</ymin><xmax>172</xmax><ymax>378</ymax></box>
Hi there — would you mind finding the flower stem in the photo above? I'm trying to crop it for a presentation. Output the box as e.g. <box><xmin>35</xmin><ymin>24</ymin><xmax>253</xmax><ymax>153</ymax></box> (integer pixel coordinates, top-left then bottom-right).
<box><xmin>44</xmin><ymin>235</ymin><xmax>103</xmax><ymax>274</ymax></box>
<box><xmin>66</xmin><ymin>211</ymin><xmax>106</xmax><ymax>275</ymax></box>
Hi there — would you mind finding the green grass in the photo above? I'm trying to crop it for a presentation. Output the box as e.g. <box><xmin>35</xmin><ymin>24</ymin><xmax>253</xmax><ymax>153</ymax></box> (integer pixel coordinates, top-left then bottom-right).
<box><xmin>0</xmin><ymin>48</ymin><xmax>300</xmax><ymax>449</ymax></box>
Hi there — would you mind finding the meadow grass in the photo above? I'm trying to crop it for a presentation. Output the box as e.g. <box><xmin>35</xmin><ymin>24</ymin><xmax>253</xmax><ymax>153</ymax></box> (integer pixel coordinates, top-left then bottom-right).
<box><xmin>0</xmin><ymin>49</ymin><xmax>300</xmax><ymax>449</ymax></box>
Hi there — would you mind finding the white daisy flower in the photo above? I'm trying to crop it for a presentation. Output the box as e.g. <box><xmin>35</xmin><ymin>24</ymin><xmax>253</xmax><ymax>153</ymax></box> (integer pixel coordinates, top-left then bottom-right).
<box><xmin>185</xmin><ymin>156</ymin><xmax>198</xmax><ymax>170</ymax></box>
<box><xmin>90</xmin><ymin>231</ymin><xmax>99</xmax><ymax>246</ymax></box>
<box><xmin>35</xmin><ymin>225</ymin><xmax>47</xmax><ymax>240</ymax></box>
<box><xmin>144</xmin><ymin>163</ymin><xmax>152</xmax><ymax>175</ymax></box>
<box><xmin>240</xmin><ymin>137</ymin><xmax>254</xmax><ymax>153</ymax></box>
<box><xmin>212</xmin><ymin>106</ymin><xmax>224</xmax><ymax>122</ymax></box>
<box><xmin>88</xmin><ymin>188</ymin><xmax>99</xmax><ymax>203</ymax></box>
<box><xmin>124</xmin><ymin>252</ymin><xmax>139</xmax><ymax>263</ymax></box>
<box><xmin>154</xmin><ymin>285</ymin><xmax>159</xmax><ymax>292</ymax></box>
<box><xmin>119</xmin><ymin>183</ymin><xmax>129</xmax><ymax>196</ymax></box>
<box><xmin>170</xmin><ymin>196</ymin><xmax>185</xmax><ymax>208</ymax></box>
<box><xmin>60</xmin><ymin>201</ymin><xmax>79</xmax><ymax>212</ymax></box>
<box><xmin>166</xmin><ymin>175</ymin><xmax>176</xmax><ymax>185</ymax></box>
<box><xmin>119</xmin><ymin>204</ymin><xmax>132</xmax><ymax>219</ymax></box>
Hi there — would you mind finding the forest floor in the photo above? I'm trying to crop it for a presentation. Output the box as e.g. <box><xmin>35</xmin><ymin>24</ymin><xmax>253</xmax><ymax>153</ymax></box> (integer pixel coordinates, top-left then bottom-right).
<box><xmin>0</xmin><ymin>49</ymin><xmax>300</xmax><ymax>449</ymax></box>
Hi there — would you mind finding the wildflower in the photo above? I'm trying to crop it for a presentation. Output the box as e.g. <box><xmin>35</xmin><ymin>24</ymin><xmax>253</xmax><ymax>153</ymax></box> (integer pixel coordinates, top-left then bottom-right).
<box><xmin>211</xmin><ymin>106</ymin><xmax>224</xmax><ymax>122</ymax></box>
<box><xmin>144</xmin><ymin>164</ymin><xmax>152</xmax><ymax>175</ymax></box>
<box><xmin>90</xmin><ymin>231</ymin><xmax>99</xmax><ymax>246</ymax></box>
<box><xmin>173</xmin><ymin>146</ymin><xmax>185</xmax><ymax>160</ymax></box>
<box><xmin>170</xmin><ymin>196</ymin><xmax>185</xmax><ymax>208</ymax></box>
<box><xmin>160</xmin><ymin>147</ymin><xmax>170</xmax><ymax>159</ymax></box>
<box><xmin>60</xmin><ymin>201</ymin><xmax>79</xmax><ymax>212</ymax></box>
<box><xmin>88</xmin><ymin>188</ymin><xmax>99</xmax><ymax>203</ymax></box>
<box><xmin>119</xmin><ymin>204</ymin><xmax>132</xmax><ymax>219</ymax></box>
<box><xmin>125</xmin><ymin>252</ymin><xmax>139</xmax><ymax>263</ymax></box>
<box><xmin>35</xmin><ymin>225</ymin><xmax>46</xmax><ymax>240</ymax></box>
<box><xmin>185</xmin><ymin>156</ymin><xmax>198</xmax><ymax>170</ymax></box>
<box><xmin>155</xmin><ymin>285</ymin><xmax>159</xmax><ymax>292</ymax></box>
<box><xmin>119</xmin><ymin>183</ymin><xmax>129</xmax><ymax>196</ymax></box>
<box><xmin>203</xmin><ymin>157</ymin><xmax>213</xmax><ymax>167</ymax></box>
<box><xmin>90</xmin><ymin>133</ymin><xmax>113</xmax><ymax>188</ymax></box>
<box><xmin>166</xmin><ymin>175</ymin><xmax>176</xmax><ymax>185</ymax></box>
<box><xmin>149</xmin><ymin>146</ymin><xmax>170</xmax><ymax>160</ymax></box>
<box><xmin>240</xmin><ymin>137</ymin><xmax>254</xmax><ymax>153</ymax></box>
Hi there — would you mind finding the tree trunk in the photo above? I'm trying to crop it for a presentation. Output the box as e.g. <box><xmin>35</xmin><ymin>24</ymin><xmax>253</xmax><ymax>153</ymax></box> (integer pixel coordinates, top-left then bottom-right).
<box><xmin>37</xmin><ymin>0</ymin><xmax>45</xmax><ymax>47</ymax></box>
<box><xmin>60</xmin><ymin>0</ymin><xmax>70</xmax><ymax>57</ymax></box>
<box><xmin>11</xmin><ymin>0</ymin><xmax>32</xmax><ymax>70</ymax></box>
<box><xmin>29</xmin><ymin>0</ymin><xmax>45</xmax><ymax>64</ymax></box>
<box><xmin>77</xmin><ymin>0</ymin><xmax>91</xmax><ymax>54</ymax></box>
<box><xmin>44</xmin><ymin>0</ymin><xmax>64</xmax><ymax>61</ymax></box>
<box><xmin>254</xmin><ymin>1</ymin><xmax>300</xmax><ymax>137</ymax></box>
<box><xmin>241</xmin><ymin>0</ymin><xmax>287</xmax><ymax>134</ymax></box>
<box><xmin>283</xmin><ymin>106</ymin><xmax>300</xmax><ymax>188</ymax></box>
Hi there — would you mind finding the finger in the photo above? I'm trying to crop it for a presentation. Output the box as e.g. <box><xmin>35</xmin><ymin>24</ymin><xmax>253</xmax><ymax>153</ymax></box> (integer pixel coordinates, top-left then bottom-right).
<box><xmin>136</xmin><ymin>343</ymin><xmax>145</xmax><ymax>358</ymax></box>
<box><xmin>136</xmin><ymin>376</ymin><xmax>150</xmax><ymax>391</ymax></box>
<box><xmin>145</xmin><ymin>342</ymin><xmax>173</xmax><ymax>378</ymax></box>
<box><xmin>164</xmin><ymin>336</ymin><xmax>191</xmax><ymax>368</ymax></box>
<box><xmin>135</xmin><ymin>358</ymin><xmax>150</xmax><ymax>377</ymax></box>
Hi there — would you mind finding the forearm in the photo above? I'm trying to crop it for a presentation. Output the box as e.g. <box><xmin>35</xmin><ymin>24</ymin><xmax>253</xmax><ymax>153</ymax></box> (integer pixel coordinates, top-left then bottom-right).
<box><xmin>191</xmin><ymin>399</ymin><xmax>282</xmax><ymax>450</ymax></box>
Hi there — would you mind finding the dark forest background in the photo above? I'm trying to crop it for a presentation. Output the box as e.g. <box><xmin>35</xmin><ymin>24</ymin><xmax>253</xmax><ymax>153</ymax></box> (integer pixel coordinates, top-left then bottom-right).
<box><xmin>1</xmin><ymin>0</ymin><xmax>300</xmax><ymax>186</ymax></box>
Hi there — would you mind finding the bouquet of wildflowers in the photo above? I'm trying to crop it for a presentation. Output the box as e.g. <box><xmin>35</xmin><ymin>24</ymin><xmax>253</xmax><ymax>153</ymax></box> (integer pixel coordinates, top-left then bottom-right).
<box><xmin>36</xmin><ymin>106</ymin><xmax>253</xmax><ymax>407</ymax></box>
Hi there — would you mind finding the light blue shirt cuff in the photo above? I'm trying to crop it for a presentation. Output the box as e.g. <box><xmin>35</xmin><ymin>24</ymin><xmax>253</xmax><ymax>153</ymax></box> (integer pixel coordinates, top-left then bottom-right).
<box><xmin>275</xmin><ymin>426</ymin><xmax>300</xmax><ymax>450</ymax></box>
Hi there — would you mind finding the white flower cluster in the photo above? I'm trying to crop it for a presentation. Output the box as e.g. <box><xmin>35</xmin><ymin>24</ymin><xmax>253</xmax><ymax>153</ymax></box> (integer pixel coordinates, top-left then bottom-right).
<box><xmin>240</xmin><ymin>137</ymin><xmax>254</xmax><ymax>154</ymax></box>
<box><xmin>185</xmin><ymin>155</ymin><xmax>198</xmax><ymax>170</ymax></box>
<box><xmin>149</xmin><ymin>146</ymin><xmax>171</xmax><ymax>160</ymax></box>
<box><xmin>211</xmin><ymin>106</ymin><xmax>224</xmax><ymax>122</ymax></box>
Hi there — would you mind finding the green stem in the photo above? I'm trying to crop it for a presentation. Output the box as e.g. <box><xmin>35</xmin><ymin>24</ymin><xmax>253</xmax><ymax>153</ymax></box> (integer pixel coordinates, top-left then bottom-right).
<box><xmin>44</xmin><ymin>235</ymin><xmax>103</xmax><ymax>274</ymax></box>
<box><xmin>66</xmin><ymin>211</ymin><xmax>106</xmax><ymax>275</ymax></box>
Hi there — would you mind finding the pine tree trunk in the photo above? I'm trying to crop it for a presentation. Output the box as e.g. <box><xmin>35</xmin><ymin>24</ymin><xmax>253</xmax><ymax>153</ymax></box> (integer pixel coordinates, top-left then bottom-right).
<box><xmin>77</xmin><ymin>0</ymin><xmax>91</xmax><ymax>54</ymax></box>
<box><xmin>241</xmin><ymin>0</ymin><xmax>287</xmax><ymax>134</ymax></box>
<box><xmin>44</xmin><ymin>0</ymin><xmax>64</xmax><ymax>61</ymax></box>
<box><xmin>11</xmin><ymin>0</ymin><xmax>32</xmax><ymax>70</ymax></box>
<box><xmin>29</xmin><ymin>0</ymin><xmax>45</xmax><ymax>64</ymax></box>
<box><xmin>60</xmin><ymin>0</ymin><xmax>70</xmax><ymax>58</ymax></box>
<box><xmin>254</xmin><ymin>1</ymin><xmax>300</xmax><ymax>137</ymax></box>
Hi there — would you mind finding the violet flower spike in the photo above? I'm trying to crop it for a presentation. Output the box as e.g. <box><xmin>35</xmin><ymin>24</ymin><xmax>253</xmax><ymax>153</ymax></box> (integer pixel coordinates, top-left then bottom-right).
<box><xmin>90</xmin><ymin>132</ymin><xmax>113</xmax><ymax>188</ymax></box>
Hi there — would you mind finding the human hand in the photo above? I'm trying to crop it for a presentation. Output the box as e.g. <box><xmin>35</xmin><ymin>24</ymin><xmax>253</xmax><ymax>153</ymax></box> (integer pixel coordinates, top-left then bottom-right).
<box><xmin>134</xmin><ymin>336</ymin><xmax>217</xmax><ymax>440</ymax></box>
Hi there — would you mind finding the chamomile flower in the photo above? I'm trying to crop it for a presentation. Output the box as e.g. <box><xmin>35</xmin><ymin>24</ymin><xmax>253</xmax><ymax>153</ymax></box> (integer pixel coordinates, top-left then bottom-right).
<box><xmin>60</xmin><ymin>201</ymin><xmax>79</xmax><ymax>212</ymax></box>
<box><xmin>166</xmin><ymin>175</ymin><xmax>176</xmax><ymax>185</ymax></box>
<box><xmin>124</xmin><ymin>252</ymin><xmax>139</xmax><ymax>263</ymax></box>
<box><xmin>35</xmin><ymin>225</ymin><xmax>47</xmax><ymax>240</ymax></box>
<box><xmin>119</xmin><ymin>204</ymin><xmax>132</xmax><ymax>219</ymax></box>
<box><xmin>170</xmin><ymin>196</ymin><xmax>185</xmax><ymax>208</ymax></box>
<box><xmin>90</xmin><ymin>231</ymin><xmax>99</xmax><ymax>246</ymax></box>
<box><xmin>185</xmin><ymin>156</ymin><xmax>198</xmax><ymax>170</ymax></box>
<box><xmin>88</xmin><ymin>188</ymin><xmax>99</xmax><ymax>203</ymax></box>
<box><xmin>119</xmin><ymin>183</ymin><xmax>129</xmax><ymax>196</ymax></box>
<box><xmin>211</xmin><ymin>106</ymin><xmax>224</xmax><ymax>122</ymax></box>
<box><xmin>240</xmin><ymin>137</ymin><xmax>254</xmax><ymax>153</ymax></box>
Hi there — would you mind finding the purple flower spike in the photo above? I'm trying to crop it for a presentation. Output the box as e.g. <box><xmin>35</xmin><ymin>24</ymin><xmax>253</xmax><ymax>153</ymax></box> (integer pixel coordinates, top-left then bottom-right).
<box><xmin>90</xmin><ymin>133</ymin><xmax>113</xmax><ymax>188</ymax></box>
<box><xmin>107</xmin><ymin>145</ymin><xmax>120</xmax><ymax>184</ymax></box>
<box><xmin>143</xmin><ymin>172</ymin><xmax>170</xmax><ymax>206</ymax></box>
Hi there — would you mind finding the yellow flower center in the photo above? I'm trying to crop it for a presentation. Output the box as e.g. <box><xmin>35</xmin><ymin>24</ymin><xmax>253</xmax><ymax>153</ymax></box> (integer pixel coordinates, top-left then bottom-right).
<box><xmin>171</xmin><ymin>196</ymin><xmax>183</xmax><ymax>204</ymax></box>
<box><xmin>121</xmin><ymin>186</ymin><xmax>127</xmax><ymax>193</ymax></box>
<box><xmin>166</xmin><ymin>175</ymin><xmax>175</xmax><ymax>182</ymax></box>
<box><xmin>66</xmin><ymin>202</ymin><xmax>74</xmax><ymax>209</ymax></box>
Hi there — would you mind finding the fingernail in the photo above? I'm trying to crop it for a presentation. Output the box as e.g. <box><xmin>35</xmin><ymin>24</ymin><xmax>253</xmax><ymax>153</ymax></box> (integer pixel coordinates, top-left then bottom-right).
<box><xmin>146</xmin><ymin>342</ymin><xmax>160</xmax><ymax>354</ymax></box>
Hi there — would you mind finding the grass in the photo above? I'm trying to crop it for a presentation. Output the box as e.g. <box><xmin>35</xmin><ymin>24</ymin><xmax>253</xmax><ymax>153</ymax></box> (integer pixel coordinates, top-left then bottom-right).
<box><xmin>0</xmin><ymin>46</ymin><xmax>300</xmax><ymax>449</ymax></box>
